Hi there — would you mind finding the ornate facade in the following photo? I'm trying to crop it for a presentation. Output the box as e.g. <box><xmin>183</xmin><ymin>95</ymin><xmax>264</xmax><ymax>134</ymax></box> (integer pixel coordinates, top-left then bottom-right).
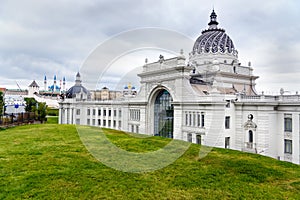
<box><xmin>59</xmin><ymin>10</ymin><xmax>300</xmax><ymax>165</ymax></box>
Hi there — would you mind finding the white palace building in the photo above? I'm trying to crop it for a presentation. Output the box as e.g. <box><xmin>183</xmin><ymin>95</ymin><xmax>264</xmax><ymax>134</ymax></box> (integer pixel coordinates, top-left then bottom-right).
<box><xmin>59</xmin><ymin>10</ymin><xmax>300</xmax><ymax>164</ymax></box>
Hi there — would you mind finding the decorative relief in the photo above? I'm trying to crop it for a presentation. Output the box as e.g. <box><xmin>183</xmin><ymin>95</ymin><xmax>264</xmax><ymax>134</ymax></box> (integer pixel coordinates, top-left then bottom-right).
<box><xmin>243</xmin><ymin>114</ymin><xmax>257</xmax><ymax>130</ymax></box>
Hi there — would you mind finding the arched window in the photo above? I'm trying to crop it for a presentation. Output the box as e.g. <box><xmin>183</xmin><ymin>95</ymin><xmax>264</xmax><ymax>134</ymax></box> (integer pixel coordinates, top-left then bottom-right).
<box><xmin>154</xmin><ymin>90</ymin><xmax>173</xmax><ymax>138</ymax></box>
<box><xmin>249</xmin><ymin>130</ymin><xmax>253</xmax><ymax>143</ymax></box>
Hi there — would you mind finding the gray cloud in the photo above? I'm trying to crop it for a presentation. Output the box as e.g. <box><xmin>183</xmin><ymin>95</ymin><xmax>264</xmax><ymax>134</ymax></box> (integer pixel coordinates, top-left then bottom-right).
<box><xmin>0</xmin><ymin>0</ymin><xmax>300</xmax><ymax>93</ymax></box>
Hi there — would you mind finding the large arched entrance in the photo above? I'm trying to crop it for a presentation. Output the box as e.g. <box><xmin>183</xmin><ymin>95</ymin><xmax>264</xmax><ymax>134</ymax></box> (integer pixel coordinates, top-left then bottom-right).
<box><xmin>154</xmin><ymin>90</ymin><xmax>174</xmax><ymax>138</ymax></box>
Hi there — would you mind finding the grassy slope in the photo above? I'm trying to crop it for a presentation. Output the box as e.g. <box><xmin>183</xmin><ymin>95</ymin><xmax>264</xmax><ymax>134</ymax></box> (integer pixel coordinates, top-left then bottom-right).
<box><xmin>0</xmin><ymin>125</ymin><xmax>300</xmax><ymax>200</ymax></box>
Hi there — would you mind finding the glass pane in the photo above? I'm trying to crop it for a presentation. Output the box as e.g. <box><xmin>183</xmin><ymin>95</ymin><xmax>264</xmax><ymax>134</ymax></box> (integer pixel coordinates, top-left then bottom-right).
<box><xmin>154</xmin><ymin>90</ymin><xmax>173</xmax><ymax>138</ymax></box>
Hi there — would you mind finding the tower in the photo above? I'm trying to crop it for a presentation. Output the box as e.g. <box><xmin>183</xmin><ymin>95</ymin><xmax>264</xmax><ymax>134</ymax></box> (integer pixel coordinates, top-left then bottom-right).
<box><xmin>63</xmin><ymin>77</ymin><xmax>66</xmax><ymax>92</ymax></box>
<box><xmin>44</xmin><ymin>75</ymin><xmax>47</xmax><ymax>91</ymax></box>
<box><xmin>54</xmin><ymin>75</ymin><xmax>57</xmax><ymax>92</ymax></box>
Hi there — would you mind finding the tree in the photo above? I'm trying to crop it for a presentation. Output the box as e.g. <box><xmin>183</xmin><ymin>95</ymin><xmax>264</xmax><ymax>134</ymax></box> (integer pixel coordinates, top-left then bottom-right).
<box><xmin>24</xmin><ymin>98</ymin><xmax>37</xmax><ymax>112</ymax></box>
<box><xmin>0</xmin><ymin>91</ymin><xmax>4</xmax><ymax>115</ymax></box>
<box><xmin>37</xmin><ymin>102</ymin><xmax>47</xmax><ymax>123</ymax></box>
<box><xmin>24</xmin><ymin>98</ymin><xmax>47</xmax><ymax>123</ymax></box>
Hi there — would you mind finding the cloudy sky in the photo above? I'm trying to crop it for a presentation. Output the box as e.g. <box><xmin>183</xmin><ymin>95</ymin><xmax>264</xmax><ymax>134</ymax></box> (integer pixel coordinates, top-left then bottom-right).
<box><xmin>1</xmin><ymin>0</ymin><xmax>300</xmax><ymax>94</ymax></box>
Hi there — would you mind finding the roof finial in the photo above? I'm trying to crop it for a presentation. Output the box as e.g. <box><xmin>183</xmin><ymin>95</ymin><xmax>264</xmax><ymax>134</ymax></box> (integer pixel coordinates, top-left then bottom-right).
<box><xmin>208</xmin><ymin>9</ymin><xmax>219</xmax><ymax>29</ymax></box>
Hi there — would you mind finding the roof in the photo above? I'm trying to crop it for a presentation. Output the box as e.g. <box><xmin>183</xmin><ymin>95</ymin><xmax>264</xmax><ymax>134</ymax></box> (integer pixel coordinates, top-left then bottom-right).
<box><xmin>29</xmin><ymin>80</ymin><xmax>39</xmax><ymax>87</ymax></box>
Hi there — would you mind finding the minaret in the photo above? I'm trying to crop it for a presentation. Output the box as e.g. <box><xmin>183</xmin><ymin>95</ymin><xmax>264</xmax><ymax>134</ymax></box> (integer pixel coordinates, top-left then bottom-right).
<box><xmin>63</xmin><ymin>77</ymin><xmax>66</xmax><ymax>91</ymax></box>
<box><xmin>44</xmin><ymin>75</ymin><xmax>47</xmax><ymax>91</ymax></box>
<box><xmin>54</xmin><ymin>75</ymin><xmax>57</xmax><ymax>92</ymax></box>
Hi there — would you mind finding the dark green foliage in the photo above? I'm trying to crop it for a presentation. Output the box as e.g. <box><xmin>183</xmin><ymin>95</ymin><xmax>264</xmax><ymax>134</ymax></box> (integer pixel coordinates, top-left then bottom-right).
<box><xmin>24</xmin><ymin>97</ymin><xmax>37</xmax><ymax>112</ymax></box>
<box><xmin>47</xmin><ymin>108</ymin><xmax>58</xmax><ymax>116</ymax></box>
<box><xmin>24</xmin><ymin>98</ymin><xmax>47</xmax><ymax>122</ymax></box>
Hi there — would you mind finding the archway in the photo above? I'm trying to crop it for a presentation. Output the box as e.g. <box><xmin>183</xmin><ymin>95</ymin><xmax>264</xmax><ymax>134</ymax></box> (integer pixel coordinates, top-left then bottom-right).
<box><xmin>154</xmin><ymin>90</ymin><xmax>173</xmax><ymax>138</ymax></box>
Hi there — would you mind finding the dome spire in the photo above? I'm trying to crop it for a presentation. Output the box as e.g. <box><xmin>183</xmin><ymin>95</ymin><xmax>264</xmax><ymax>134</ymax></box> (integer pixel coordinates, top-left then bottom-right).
<box><xmin>208</xmin><ymin>9</ymin><xmax>219</xmax><ymax>29</ymax></box>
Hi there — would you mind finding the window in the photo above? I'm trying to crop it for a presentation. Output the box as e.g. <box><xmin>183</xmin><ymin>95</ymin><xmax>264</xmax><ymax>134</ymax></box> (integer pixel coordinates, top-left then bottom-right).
<box><xmin>87</xmin><ymin>119</ymin><xmax>90</xmax><ymax>125</ymax></box>
<box><xmin>189</xmin><ymin>113</ymin><xmax>192</xmax><ymax>126</ymax></box>
<box><xmin>225</xmin><ymin>137</ymin><xmax>230</xmax><ymax>149</ymax></box>
<box><xmin>154</xmin><ymin>90</ymin><xmax>173</xmax><ymax>138</ymax></box>
<box><xmin>76</xmin><ymin>109</ymin><xmax>80</xmax><ymax>115</ymax></box>
<box><xmin>249</xmin><ymin>130</ymin><xmax>253</xmax><ymax>143</ymax></box>
<box><xmin>98</xmin><ymin>119</ymin><xmax>101</xmax><ymax>126</ymax></box>
<box><xmin>131</xmin><ymin>125</ymin><xmax>134</xmax><ymax>133</ymax></box>
<box><xmin>103</xmin><ymin>120</ymin><xmax>106</xmax><ymax>126</ymax></box>
<box><xmin>76</xmin><ymin>119</ymin><xmax>80</xmax><ymax>124</ymax></box>
<box><xmin>187</xmin><ymin>133</ymin><xmax>192</xmax><ymax>143</ymax></box>
<box><xmin>98</xmin><ymin>109</ymin><xmax>101</xmax><ymax>116</ymax></box>
<box><xmin>196</xmin><ymin>135</ymin><xmax>201</xmax><ymax>145</ymax></box>
<box><xmin>92</xmin><ymin>109</ymin><xmax>96</xmax><ymax>116</ymax></box>
<box><xmin>284</xmin><ymin>139</ymin><xmax>292</xmax><ymax>154</ymax></box>
<box><xmin>108</xmin><ymin>109</ymin><xmax>111</xmax><ymax>117</ymax></box>
<box><xmin>225</xmin><ymin>116</ymin><xmax>230</xmax><ymax>129</ymax></box>
<box><xmin>108</xmin><ymin>120</ymin><xmax>111</xmax><ymax>127</ymax></box>
<box><xmin>92</xmin><ymin>119</ymin><xmax>95</xmax><ymax>126</ymax></box>
<box><xmin>119</xmin><ymin>109</ymin><xmax>122</xmax><ymax>118</ymax></box>
<box><xmin>114</xmin><ymin>109</ymin><xmax>117</xmax><ymax>117</ymax></box>
<box><xmin>118</xmin><ymin>120</ymin><xmax>121</xmax><ymax>128</ymax></box>
<box><xmin>136</xmin><ymin>126</ymin><xmax>139</xmax><ymax>134</ymax></box>
<box><xmin>201</xmin><ymin>112</ymin><xmax>205</xmax><ymax>127</ymax></box>
<box><xmin>87</xmin><ymin>109</ymin><xmax>90</xmax><ymax>116</ymax></box>
<box><xmin>103</xmin><ymin>109</ymin><xmax>106</xmax><ymax>116</ymax></box>
<box><xmin>185</xmin><ymin>113</ymin><xmax>188</xmax><ymax>126</ymax></box>
<box><xmin>284</xmin><ymin>114</ymin><xmax>292</xmax><ymax>132</ymax></box>
<box><xmin>113</xmin><ymin>120</ymin><xmax>116</xmax><ymax>128</ymax></box>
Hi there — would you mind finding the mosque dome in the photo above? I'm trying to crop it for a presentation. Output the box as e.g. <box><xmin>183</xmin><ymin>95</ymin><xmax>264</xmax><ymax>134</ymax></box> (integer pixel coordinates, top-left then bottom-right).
<box><xmin>66</xmin><ymin>72</ymin><xmax>90</xmax><ymax>99</ymax></box>
<box><xmin>192</xmin><ymin>10</ymin><xmax>237</xmax><ymax>56</ymax></box>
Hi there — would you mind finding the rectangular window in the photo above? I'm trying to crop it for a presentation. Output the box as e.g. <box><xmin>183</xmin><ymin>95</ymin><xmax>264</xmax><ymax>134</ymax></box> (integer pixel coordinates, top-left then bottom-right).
<box><xmin>113</xmin><ymin>120</ymin><xmax>116</xmax><ymax>128</ymax></box>
<box><xmin>87</xmin><ymin>119</ymin><xmax>90</xmax><ymax>125</ymax></box>
<box><xmin>92</xmin><ymin>109</ymin><xmax>96</xmax><ymax>116</ymax></box>
<box><xmin>131</xmin><ymin>125</ymin><xmax>134</xmax><ymax>133</ymax></box>
<box><xmin>76</xmin><ymin>119</ymin><xmax>80</xmax><ymax>124</ymax></box>
<box><xmin>108</xmin><ymin>110</ymin><xmax>111</xmax><ymax>117</ymax></box>
<box><xmin>87</xmin><ymin>109</ymin><xmax>90</xmax><ymax>116</ymax></box>
<box><xmin>103</xmin><ymin>109</ymin><xmax>106</xmax><ymax>116</ymax></box>
<box><xmin>114</xmin><ymin>109</ymin><xmax>117</xmax><ymax>117</ymax></box>
<box><xmin>189</xmin><ymin>113</ymin><xmax>192</xmax><ymax>126</ymax></box>
<box><xmin>98</xmin><ymin>109</ymin><xmax>101</xmax><ymax>116</ymax></box>
<box><xmin>92</xmin><ymin>119</ymin><xmax>95</xmax><ymax>125</ymax></box>
<box><xmin>201</xmin><ymin>112</ymin><xmax>205</xmax><ymax>127</ymax></box>
<box><xmin>136</xmin><ymin>126</ymin><xmax>139</xmax><ymax>134</ymax></box>
<box><xmin>284</xmin><ymin>114</ymin><xmax>292</xmax><ymax>132</ymax></box>
<box><xmin>118</xmin><ymin>120</ymin><xmax>121</xmax><ymax>128</ymax></box>
<box><xmin>76</xmin><ymin>109</ymin><xmax>80</xmax><ymax>115</ymax></box>
<box><xmin>187</xmin><ymin>133</ymin><xmax>192</xmax><ymax>143</ymax></box>
<box><xmin>119</xmin><ymin>109</ymin><xmax>122</xmax><ymax>118</ymax></box>
<box><xmin>108</xmin><ymin>120</ymin><xmax>111</xmax><ymax>127</ymax></box>
<box><xmin>225</xmin><ymin>137</ymin><xmax>230</xmax><ymax>149</ymax></box>
<box><xmin>284</xmin><ymin>139</ymin><xmax>292</xmax><ymax>154</ymax></box>
<box><xmin>225</xmin><ymin>116</ymin><xmax>230</xmax><ymax>129</ymax></box>
<box><xmin>103</xmin><ymin>120</ymin><xmax>106</xmax><ymax>126</ymax></box>
<box><xmin>185</xmin><ymin>113</ymin><xmax>188</xmax><ymax>126</ymax></box>
<box><xmin>98</xmin><ymin>119</ymin><xmax>101</xmax><ymax>126</ymax></box>
<box><xmin>196</xmin><ymin>135</ymin><xmax>201</xmax><ymax>145</ymax></box>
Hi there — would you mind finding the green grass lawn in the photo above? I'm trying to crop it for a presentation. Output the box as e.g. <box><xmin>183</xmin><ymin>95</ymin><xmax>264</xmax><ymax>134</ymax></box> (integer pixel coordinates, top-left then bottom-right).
<box><xmin>0</xmin><ymin>124</ymin><xmax>300</xmax><ymax>199</ymax></box>
<box><xmin>45</xmin><ymin>116</ymin><xmax>58</xmax><ymax>124</ymax></box>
